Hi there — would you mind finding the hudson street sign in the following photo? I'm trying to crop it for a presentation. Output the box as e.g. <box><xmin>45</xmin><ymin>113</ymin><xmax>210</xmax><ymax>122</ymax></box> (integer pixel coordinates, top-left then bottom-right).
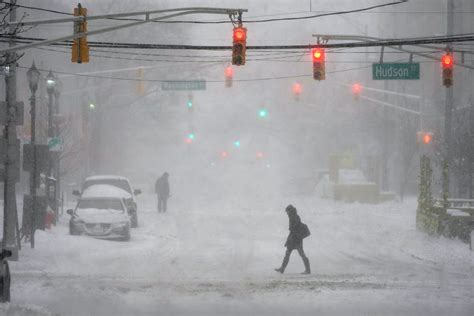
<box><xmin>372</xmin><ymin>63</ymin><xmax>420</xmax><ymax>80</ymax></box>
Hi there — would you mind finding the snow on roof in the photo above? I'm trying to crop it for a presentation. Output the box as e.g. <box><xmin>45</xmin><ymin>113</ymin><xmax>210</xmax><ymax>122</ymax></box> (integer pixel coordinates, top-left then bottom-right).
<box><xmin>82</xmin><ymin>184</ymin><xmax>131</xmax><ymax>199</ymax></box>
<box><xmin>446</xmin><ymin>209</ymin><xmax>471</xmax><ymax>217</ymax></box>
<box><xmin>85</xmin><ymin>175</ymin><xmax>130</xmax><ymax>181</ymax></box>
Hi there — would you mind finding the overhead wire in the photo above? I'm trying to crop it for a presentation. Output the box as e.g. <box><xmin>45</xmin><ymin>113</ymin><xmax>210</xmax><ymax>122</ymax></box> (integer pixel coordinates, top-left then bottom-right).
<box><xmin>4</xmin><ymin>1</ymin><xmax>406</xmax><ymax>25</ymax></box>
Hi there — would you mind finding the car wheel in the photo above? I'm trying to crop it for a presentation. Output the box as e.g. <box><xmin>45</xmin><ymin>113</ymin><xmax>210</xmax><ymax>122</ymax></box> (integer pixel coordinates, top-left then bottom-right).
<box><xmin>0</xmin><ymin>261</ymin><xmax>11</xmax><ymax>302</ymax></box>
<box><xmin>69</xmin><ymin>223</ymin><xmax>80</xmax><ymax>236</ymax></box>
<box><xmin>122</xmin><ymin>226</ymin><xmax>131</xmax><ymax>242</ymax></box>
<box><xmin>131</xmin><ymin>213</ymin><xmax>138</xmax><ymax>228</ymax></box>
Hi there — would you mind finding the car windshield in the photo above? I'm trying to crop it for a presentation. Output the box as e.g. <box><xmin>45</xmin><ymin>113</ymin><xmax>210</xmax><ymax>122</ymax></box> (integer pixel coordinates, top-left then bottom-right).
<box><xmin>83</xmin><ymin>178</ymin><xmax>131</xmax><ymax>193</ymax></box>
<box><xmin>77</xmin><ymin>199</ymin><xmax>124</xmax><ymax>212</ymax></box>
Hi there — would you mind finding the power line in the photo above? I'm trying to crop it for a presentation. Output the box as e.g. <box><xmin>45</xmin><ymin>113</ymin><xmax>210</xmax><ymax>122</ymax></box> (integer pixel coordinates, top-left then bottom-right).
<box><xmin>3</xmin><ymin>33</ymin><xmax>474</xmax><ymax>51</ymax></box>
<box><xmin>5</xmin><ymin>1</ymin><xmax>406</xmax><ymax>25</ymax></box>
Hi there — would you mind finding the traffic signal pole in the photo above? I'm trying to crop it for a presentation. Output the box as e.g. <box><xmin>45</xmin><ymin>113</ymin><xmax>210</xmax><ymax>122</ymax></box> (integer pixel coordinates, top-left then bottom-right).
<box><xmin>443</xmin><ymin>0</ymin><xmax>454</xmax><ymax>197</ymax></box>
<box><xmin>0</xmin><ymin>7</ymin><xmax>248</xmax><ymax>55</ymax></box>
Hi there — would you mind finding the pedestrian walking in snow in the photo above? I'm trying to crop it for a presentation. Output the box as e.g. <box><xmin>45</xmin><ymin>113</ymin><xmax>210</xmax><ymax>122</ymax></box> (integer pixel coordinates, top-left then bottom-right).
<box><xmin>275</xmin><ymin>204</ymin><xmax>311</xmax><ymax>274</ymax></box>
<box><xmin>155</xmin><ymin>172</ymin><xmax>170</xmax><ymax>213</ymax></box>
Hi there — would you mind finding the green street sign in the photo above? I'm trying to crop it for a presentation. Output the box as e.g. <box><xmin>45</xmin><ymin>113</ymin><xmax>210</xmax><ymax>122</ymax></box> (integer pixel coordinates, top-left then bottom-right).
<box><xmin>161</xmin><ymin>80</ymin><xmax>206</xmax><ymax>91</ymax></box>
<box><xmin>47</xmin><ymin>137</ymin><xmax>64</xmax><ymax>152</ymax></box>
<box><xmin>372</xmin><ymin>63</ymin><xmax>420</xmax><ymax>80</ymax></box>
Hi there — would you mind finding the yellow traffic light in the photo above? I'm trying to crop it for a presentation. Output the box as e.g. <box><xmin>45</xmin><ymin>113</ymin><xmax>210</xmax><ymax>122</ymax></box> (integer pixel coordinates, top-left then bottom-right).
<box><xmin>72</xmin><ymin>4</ymin><xmax>89</xmax><ymax>63</ymax></box>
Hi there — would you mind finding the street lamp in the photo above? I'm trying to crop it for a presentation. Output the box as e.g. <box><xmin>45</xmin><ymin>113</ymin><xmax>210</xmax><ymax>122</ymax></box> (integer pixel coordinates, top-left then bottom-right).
<box><xmin>45</xmin><ymin>71</ymin><xmax>56</xmax><ymax>221</ymax></box>
<box><xmin>27</xmin><ymin>62</ymin><xmax>40</xmax><ymax>95</ymax></box>
<box><xmin>26</xmin><ymin>62</ymin><xmax>40</xmax><ymax>249</ymax></box>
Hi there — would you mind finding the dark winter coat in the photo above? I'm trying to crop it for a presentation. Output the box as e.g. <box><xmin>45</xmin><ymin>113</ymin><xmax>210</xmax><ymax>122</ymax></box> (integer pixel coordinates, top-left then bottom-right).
<box><xmin>155</xmin><ymin>175</ymin><xmax>170</xmax><ymax>198</ymax></box>
<box><xmin>284</xmin><ymin>209</ymin><xmax>303</xmax><ymax>250</ymax></box>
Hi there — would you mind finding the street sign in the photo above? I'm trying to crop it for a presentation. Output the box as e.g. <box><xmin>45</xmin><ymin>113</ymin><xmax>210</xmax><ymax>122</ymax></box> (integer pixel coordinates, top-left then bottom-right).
<box><xmin>47</xmin><ymin>137</ymin><xmax>64</xmax><ymax>152</ymax></box>
<box><xmin>161</xmin><ymin>80</ymin><xmax>206</xmax><ymax>91</ymax></box>
<box><xmin>372</xmin><ymin>63</ymin><xmax>420</xmax><ymax>80</ymax></box>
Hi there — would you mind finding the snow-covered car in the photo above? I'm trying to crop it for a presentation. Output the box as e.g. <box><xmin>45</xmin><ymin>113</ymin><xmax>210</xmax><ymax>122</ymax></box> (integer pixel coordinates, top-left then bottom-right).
<box><xmin>73</xmin><ymin>175</ymin><xmax>141</xmax><ymax>228</ymax></box>
<box><xmin>67</xmin><ymin>197</ymin><xmax>131</xmax><ymax>241</ymax></box>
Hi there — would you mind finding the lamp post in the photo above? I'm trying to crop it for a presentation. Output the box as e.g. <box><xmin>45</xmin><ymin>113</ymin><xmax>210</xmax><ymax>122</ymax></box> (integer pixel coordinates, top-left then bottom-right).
<box><xmin>26</xmin><ymin>62</ymin><xmax>40</xmax><ymax>248</ymax></box>
<box><xmin>45</xmin><ymin>71</ymin><xmax>56</xmax><ymax>224</ymax></box>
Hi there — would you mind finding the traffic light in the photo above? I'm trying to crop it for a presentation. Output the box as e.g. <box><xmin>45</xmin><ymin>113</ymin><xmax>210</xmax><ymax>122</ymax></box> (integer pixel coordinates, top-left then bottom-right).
<box><xmin>187</xmin><ymin>94</ymin><xmax>193</xmax><ymax>111</ymax></box>
<box><xmin>352</xmin><ymin>83</ymin><xmax>362</xmax><ymax>100</ymax></box>
<box><xmin>185</xmin><ymin>132</ymin><xmax>195</xmax><ymax>144</ymax></box>
<box><xmin>292</xmin><ymin>82</ymin><xmax>302</xmax><ymax>101</ymax></box>
<box><xmin>256</xmin><ymin>151</ymin><xmax>264</xmax><ymax>159</ymax></box>
<box><xmin>232</xmin><ymin>26</ymin><xmax>247</xmax><ymax>66</ymax></box>
<box><xmin>72</xmin><ymin>4</ymin><xmax>89</xmax><ymax>63</ymax></box>
<box><xmin>258</xmin><ymin>109</ymin><xmax>267</xmax><ymax>118</ymax></box>
<box><xmin>417</xmin><ymin>131</ymin><xmax>433</xmax><ymax>145</ymax></box>
<box><xmin>441</xmin><ymin>53</ymin><xmax>453</xmax><ymax>87</ymax></box>
<box><xmin>312</xmin><ymin>48</ymin><xmax>325</xmax><ymax>80</ymax></box>
<box><xmin>233</xmin><ymin>140</ymin><xmax>241</xmax><ymax>148</ymax></box>
<box><xmin>136</xmin><ymin>68</ymin><xmax>145</xmax><ymax>95</ymax></box>
<box><xmin>220</xmin><ymin>151</ymin><xmax>229</xmax><ymax>158</ymax></box>
<box><xmin>225</xmin><ymin>66</ymin><xmax>233</xmax><ymax>88</ymax></box>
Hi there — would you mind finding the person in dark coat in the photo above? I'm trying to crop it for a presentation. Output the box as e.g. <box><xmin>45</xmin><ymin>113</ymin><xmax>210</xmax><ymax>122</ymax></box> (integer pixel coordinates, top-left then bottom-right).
<box><xmin>155</xmin><ymin>172</ymin><xmax>170</xmax><ymax>213</ymax></box>
<box><xmin>275</xmin><ymin>204</ymin><xmax>311</xmax><ymax>274</ymax></box>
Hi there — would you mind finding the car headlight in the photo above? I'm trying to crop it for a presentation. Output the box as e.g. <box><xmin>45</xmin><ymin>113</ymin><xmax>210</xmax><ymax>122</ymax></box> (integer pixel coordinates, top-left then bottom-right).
<box><xmin>112</xmin><ymin>222</ymin><xmax>128</xmax><ymax>229</ymax></box>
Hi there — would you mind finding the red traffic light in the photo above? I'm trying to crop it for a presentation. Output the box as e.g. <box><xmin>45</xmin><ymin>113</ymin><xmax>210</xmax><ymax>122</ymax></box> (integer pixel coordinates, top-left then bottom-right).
<box><xmin>233</xmin><ymin>27</ymin><xmax>246</xmax><ymax>41</ymax></box>
<box><xmin>352</xmin><ymin>83</ymin><xmax>362</xmax><ymax>95</ymax></box>
<box><xmin>441</xmin><ymin>54</ymin><xmax>453</xmax><ymax>68</ymax></box>
<box><xmin>220</xmin><ymin>151</ymin><xmax>229</xmax><ymax>158</ymax></box>
<box><xmin>292</xmin><ymin>82</ymin><xmax>302</xmax><ymax>95</ymax></box>
<box><xmin>422</xmin><ymin>133</ymin><xmax>433</xmax><ymax>145</ymax></box>
<box><xmin>225</xmin><ymin>66</ymin><xmax>233</xmax><ymax>78</ymax></box>
<box><xmin>417</xmin><ymin>131</ymin><xmax>433</xmax><ymax>145</ymax></box>
<box><xmin>256</xmin><ymin>151</ymin><xmax>264</xmax><ymax>159</ymax></box>
<box><xmin>312</xmin><ymin>48</ymin><xmax>324</xmax><ymax>62</ymax></box>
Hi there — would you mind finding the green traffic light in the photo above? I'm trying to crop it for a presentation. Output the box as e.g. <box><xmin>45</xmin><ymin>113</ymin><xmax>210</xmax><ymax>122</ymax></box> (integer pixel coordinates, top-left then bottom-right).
<box><xmin>188</xmin><ymin>133</ymin><xmax>195</xmax><ymax>139</ymax></box>
<box><xmin>259</xmin><ymin>109</ymin><xmax>267</xmax><ymax>118</ymax></box>
<box><xmin>187</xmin><ymin>101</ymin><xmax>193</xmax><ymax>108</ymax></box>
<box><xmin>234</xmin><ymin>140</ymin><xmax>241</xmax><ymax>148</ymax></box>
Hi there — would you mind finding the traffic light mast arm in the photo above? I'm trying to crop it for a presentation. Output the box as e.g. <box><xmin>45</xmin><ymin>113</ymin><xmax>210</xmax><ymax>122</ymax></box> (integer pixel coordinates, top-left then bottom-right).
<box><xmin>313</xmin><ymin>34</ymin><xmax>474</xmax><ymax>71</ymax></box>
<box><xmin>0</xmin><ymin>7</ymin><xmax>248</xmax><ymax>55</ymax></box>
<box><xmin>361</xmin><ymin>94</ymin><xmax>421</xmax><ymax>115</ymax></box>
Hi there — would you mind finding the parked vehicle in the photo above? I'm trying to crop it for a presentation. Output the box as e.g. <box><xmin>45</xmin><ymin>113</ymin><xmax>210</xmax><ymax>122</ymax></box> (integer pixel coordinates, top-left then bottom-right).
<box><xmin>73</xmin><ymin>175</ymin><xmax>141</xmax><ymax>228</ymax></box>
<box><xmin>0</xmin><ymin>249</ymin><xmax>12</xmax><ymax>302</ymax></box>
<box><xmin>67</xmin><ymin>196</ymin><xmax>131</xmax><ymax>241</ymax></box>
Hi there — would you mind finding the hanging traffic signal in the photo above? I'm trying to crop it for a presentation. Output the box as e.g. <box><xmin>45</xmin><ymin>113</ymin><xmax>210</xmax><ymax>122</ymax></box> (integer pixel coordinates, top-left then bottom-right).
<box><xmin>258</xmin><ymin>109</ymin><xmax>268</xmax><ymax>118</ymax></box>
<box><xmin>225</xmin><ymin>66</ymin><xmax>233</xmax><ymax>88</ymax></box>
<box><xmin>441</xmin><ymin>53</ymin><xmax>453</xmax><ymax>87</ymax></box>
<box><xmin>292</xmin><ymin>82</ymin><xmax>302</xmax><ymax>101</ymax></box>
<box><xmin>312</xmin><ymin>48</ymin><xmax>325</xmax><ymax>80</ymax></box>
<box><xmin>256</xmin><ymin>151</ymin><xmax>264</xmax><ymax>159</ymax></box>
<box><xmin>417</xmin><ymin>131</ymin><xmax>433</xmax><ymax>145</ymax></box>
<box><xmin>352</xmin><ymin>83</ymin><xmax>362</xmax><ymax>100</ymax></box>
<box><xmin>136</xmin><ymin>68</ymin><xmax>145</xmax><ymax>95</ymax></box>
<box><xmin>185</xmin><ymin>132</ymin><xmax>195</xmax><ymax>144</ymax></box>
<box><xmin>72</xmin><ymin>4</ymin><xmax>89</xmax><ymax>63</ymax></box>
<box><xmin>233</xmin><ymin>140</ymin><xmax>241</xmax><ymax>148</ymax></box>
<box><xmin>187</xmin><ymin>94</ymin><xmax>194</xmax><ymax>111</ymax></box>
<box><xmin>220</xmin><ymin>151</ymin><xmax>229</xmax><ymax>158</ymax></box>
<box><xmin>232</xmin><ymin>26</ymin><xmax>247</xmax><ymax>66</ymax></box>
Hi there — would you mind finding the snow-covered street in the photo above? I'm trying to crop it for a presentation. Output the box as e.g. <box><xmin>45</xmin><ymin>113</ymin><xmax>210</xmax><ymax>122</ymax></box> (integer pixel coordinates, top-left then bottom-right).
<box><xmin>3</xmin><ymin>194</ymin><xmax>473</xmax><ymax>315</ymax></box>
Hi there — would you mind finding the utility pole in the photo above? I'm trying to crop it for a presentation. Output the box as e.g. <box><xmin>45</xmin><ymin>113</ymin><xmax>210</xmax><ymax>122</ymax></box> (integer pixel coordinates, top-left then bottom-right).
<box><xmin>444</xmin><ymin>0</ymin><xmax>454</xmax><ymax>198</ymax></box>
<box><xmin>2</xmin><ymin>0</ymin><xmax>19</xmax><ymax>260</ymax></box>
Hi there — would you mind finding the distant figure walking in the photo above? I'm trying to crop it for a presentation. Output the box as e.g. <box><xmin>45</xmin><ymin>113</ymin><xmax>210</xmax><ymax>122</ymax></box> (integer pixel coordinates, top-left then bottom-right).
<box><xmin>275</xmin><ymin>204</ymin><xmax>311</xmax><ymax>274</ymax></box>
<box><xmin>155</xmin><ymin>172</ymin><xmax>170</xmax><ymax>213</ymax></box>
